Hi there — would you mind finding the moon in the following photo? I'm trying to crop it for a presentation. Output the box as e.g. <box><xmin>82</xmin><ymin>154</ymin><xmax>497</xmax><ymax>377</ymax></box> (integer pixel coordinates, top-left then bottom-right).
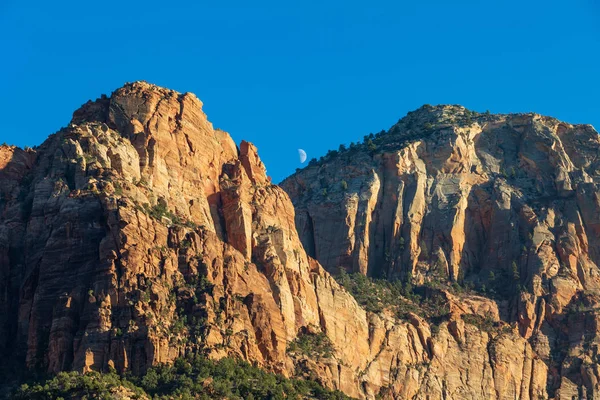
<box><xmin>298</xmin><ymin>149</ymin><xmax>307</xmax><ymax>163</ymax></box>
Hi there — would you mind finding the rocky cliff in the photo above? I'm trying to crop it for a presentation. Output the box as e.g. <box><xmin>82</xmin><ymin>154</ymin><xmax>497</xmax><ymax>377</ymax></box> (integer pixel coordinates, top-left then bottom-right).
<box><xmin>0</xmin><ymin>85</ymin><xmax>596</xmax><ymax>399</ymax></box>
<box><xmin>282</xmin><ymin>105</ymin><xmax>600</xmax><ymax>399</ymax></box>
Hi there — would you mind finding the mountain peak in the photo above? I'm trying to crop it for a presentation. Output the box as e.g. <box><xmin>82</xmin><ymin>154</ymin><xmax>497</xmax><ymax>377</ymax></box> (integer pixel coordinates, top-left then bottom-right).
<box><xmin>71</xmin><ymin>81</ymin><xmax>203</xmax><ymax>126</ymax></box>
<box><xmin>114</xmin><ymin>80</ymin><xmax>193</xmax><ymax>100</ymax></box>
<box><xmin>396</xmin><ymin>104</ymin><xmax>485</xmax><ymax>128</ymax></box>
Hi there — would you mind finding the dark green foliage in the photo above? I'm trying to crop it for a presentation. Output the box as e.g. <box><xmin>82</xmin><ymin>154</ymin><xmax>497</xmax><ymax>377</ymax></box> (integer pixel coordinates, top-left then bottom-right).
<box><xmin>340</xmin><ymin>180</ymin><xmax>348</xmax><ymax>191</ymax></box>
<box><xmin>461</xmin><ymin>314</ymin><xmax>511</xmax><ymax>335</ymax></box>
<box><xmin>511</xmin><ymin>261</ymin><xmax>520</xmax><ymax>281</ymax></box>
<box><xmin>287</xmin><ymin>329</ymin><xmax>335</xmax><ymax>359</ymax></box>
<box><xmin>295</xmin><ymin>129</ymin><xmax>384</xmax><ymax>169</ymax></box>
<box><xmin>335</xmin><ymin>270</ymin><xmax>450</xmax><ymax>322</ymax></box>
<box><xmin>337</xmin><ymin>270</ymin><xmax>416</xmax><ymax>315</ymax></box>
<box><xmin>141</xmin><ymin>202</ymin><xmax>197</xmax><ymax>229</ymax></box>
<box><xmin>461</xmin><ymin>314</ymin><xmax>495</xmax><ymax>333</ymax></box>
<box><xmin>189</xmin><ymin>274</ymin><xmax>214</xmax><ymax>294</ymax></box>
<box><xmin>483</xmin><ymin>265</ymin><xmax>523</xmax><ymax>299</ymax></box>
<box><xmin>146</xmin><ymin>202</ymin><xmax>170</xmax><ymax>221</ymax></box>
<box><xmin>366</xmin><ymin>139</ymin><xmax>377</xmax><ymax>152</ymax></box>
<box><xmin>113</xmin><ymin>182</ymin><xmax>124</xmax><ymax>196</ymax></box>
<box><xmin>15</xmin><ymin>355</ymin><xmax>353</xmax><ymax>399</ymax></box>
<box><xmin>171</xmin><ymin>315</ymin><xmax>187</xmax><ymax>335</ymax></box>
<box><xmin>141</xmin><ymin>355</ymin><xmax>353</xmax><ymax>399</ymax></box>
<box><xmin>14</xmin><ymin>370</ymin><xmax>146</xmax><ymax>400</ymax></box>
<box><xmin>140</xmin><ymin>289</ymin><xmax>151</xmax><ymax>303</ymax></box>
<box><xmin>169</xmin><ymin>274</ymin><xmax>215</xmax><ymax>343</ymax></box>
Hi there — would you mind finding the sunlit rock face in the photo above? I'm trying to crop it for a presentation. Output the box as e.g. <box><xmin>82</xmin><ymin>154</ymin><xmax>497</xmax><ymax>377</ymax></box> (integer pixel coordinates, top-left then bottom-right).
<box><xmin>0</xmin><ymin>83</ymin><xmax>598</xmax><ymax>399</ymax></box>
<box><xmin>282</xmin><ymin>105</ymin><xmax>600</xmax><ymax>398</ymax></box>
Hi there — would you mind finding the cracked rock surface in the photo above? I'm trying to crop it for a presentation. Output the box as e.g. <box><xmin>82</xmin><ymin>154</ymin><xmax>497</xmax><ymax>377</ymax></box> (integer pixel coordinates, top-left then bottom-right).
<box><xmin>0</xmin><ymin>85</ymin><xmax>597</xmax><ymax>398</ymax></box>
<box><xmin>282</xmin><ymin>104</ymin><xmax>600</xmax><ymax>398</ymax></box>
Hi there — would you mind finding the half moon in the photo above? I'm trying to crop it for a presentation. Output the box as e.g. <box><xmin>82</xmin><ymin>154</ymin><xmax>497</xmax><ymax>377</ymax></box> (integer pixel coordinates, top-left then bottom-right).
<box><xmin>298</xmin><ymin>149</ymin><xmax>307</xmax><ymax>163</ymax></box>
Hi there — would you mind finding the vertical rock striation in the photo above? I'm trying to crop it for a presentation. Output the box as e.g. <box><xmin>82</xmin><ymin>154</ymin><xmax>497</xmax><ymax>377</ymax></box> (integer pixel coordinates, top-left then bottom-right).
<box><xmin>0</xmin><ymin>87</ymin><xmax>597</xmax><ymax>398</ymax></box>
<box><xmin>282</xmin><ymin>105</ymin><xmax>600</xmax><ymax>398</ymax></box>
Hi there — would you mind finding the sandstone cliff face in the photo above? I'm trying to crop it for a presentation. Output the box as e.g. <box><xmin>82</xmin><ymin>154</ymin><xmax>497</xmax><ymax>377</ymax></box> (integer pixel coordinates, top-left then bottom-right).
<box><xmin>0</xmin><ymin>86</ymin><xmax>593</xmax><ymax>399</ymax></box>
<box><xmin>282</xmin><ymin>105</ymin><xmax>600</xmax><ymax>398</ymax></box>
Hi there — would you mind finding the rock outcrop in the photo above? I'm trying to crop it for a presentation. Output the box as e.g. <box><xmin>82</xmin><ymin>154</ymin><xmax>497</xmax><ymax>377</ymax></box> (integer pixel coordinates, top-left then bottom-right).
<box><xmin>282</xmin><ymin>105</ymin><xmax>600</xmax><ymax>398</ymax></box>
<box><xmin>0</xmin><ymin>86</ymin><xmax>597</xmax><ymax>399</ymax></box>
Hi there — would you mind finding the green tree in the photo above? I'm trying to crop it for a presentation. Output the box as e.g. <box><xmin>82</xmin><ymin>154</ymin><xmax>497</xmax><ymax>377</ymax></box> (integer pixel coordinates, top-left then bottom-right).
<box><xmin>512</xmin><ymin>261</ymin><xmax>520</xmax><ymax>281</ymax></box>
<box><xmin>366</xmin><ymin>139</ymin><xmax>377</xmax><ymax>152</ymax></box>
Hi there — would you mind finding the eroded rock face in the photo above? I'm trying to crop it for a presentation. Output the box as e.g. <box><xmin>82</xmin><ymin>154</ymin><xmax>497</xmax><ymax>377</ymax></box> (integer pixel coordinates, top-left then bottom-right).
<box><xmin>0</xmin><ymin>86</ymin><xmax>595</xmax><ymax>399</ymax></box>
<box><xmin>282</xmin><ymin>105</ymin><xmax>600</xmax><ymax>398</ymax></box>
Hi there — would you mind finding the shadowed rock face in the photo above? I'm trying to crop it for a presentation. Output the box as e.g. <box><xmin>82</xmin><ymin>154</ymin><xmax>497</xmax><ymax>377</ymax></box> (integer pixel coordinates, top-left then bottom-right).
<box><xmin>282</xmin><ymin>106</ymin><xmax>600</xmax><ymax>285</ymax></box>
<box><xmin>282</xmin><ymin>105</ymin><xmax>600</xmax><ymax>398</ymax></box>
<box><xmin>0</xmin><ymin>86</ymin><xmax>596</xmax><ymax>399</ymax></box>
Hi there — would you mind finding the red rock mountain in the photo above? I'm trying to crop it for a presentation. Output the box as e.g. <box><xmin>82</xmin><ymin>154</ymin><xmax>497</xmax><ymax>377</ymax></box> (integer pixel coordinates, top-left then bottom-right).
<box><xmin>282</xmin><ymin>105</ymin><xmax>600</xmax><ymax>399</ymax></box>
<box><xmin>0</xmin><ymin>83</ymin><xmax>598</xmax><ymax>399</ymax></box>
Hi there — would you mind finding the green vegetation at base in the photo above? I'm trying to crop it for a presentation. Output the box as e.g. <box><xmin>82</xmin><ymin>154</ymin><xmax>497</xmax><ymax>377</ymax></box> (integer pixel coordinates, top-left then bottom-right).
<box><xmin>14</xmin><ymin>371</ymin><xmax>144</xmax><ymax>400</ymax></box>
<box><xmin>15</xmin><ymin>354</ymin><xmax>352</xmax><ymax>400</ymax></box>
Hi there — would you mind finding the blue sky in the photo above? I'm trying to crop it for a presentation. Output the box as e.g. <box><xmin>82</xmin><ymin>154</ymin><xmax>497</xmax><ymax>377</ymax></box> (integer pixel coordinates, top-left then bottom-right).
<box><xmin>1</xmin><ymin>1</ymin><xmax>598</xmax><ymax>182</ymax></box>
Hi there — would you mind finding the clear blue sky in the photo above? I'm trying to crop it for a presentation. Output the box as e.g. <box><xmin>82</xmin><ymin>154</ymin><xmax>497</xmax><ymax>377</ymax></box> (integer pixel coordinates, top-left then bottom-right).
<box><xmin>1</xmin><ymin>1</ymin><xmax>598</xmax><ymax>182</ymax></box>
